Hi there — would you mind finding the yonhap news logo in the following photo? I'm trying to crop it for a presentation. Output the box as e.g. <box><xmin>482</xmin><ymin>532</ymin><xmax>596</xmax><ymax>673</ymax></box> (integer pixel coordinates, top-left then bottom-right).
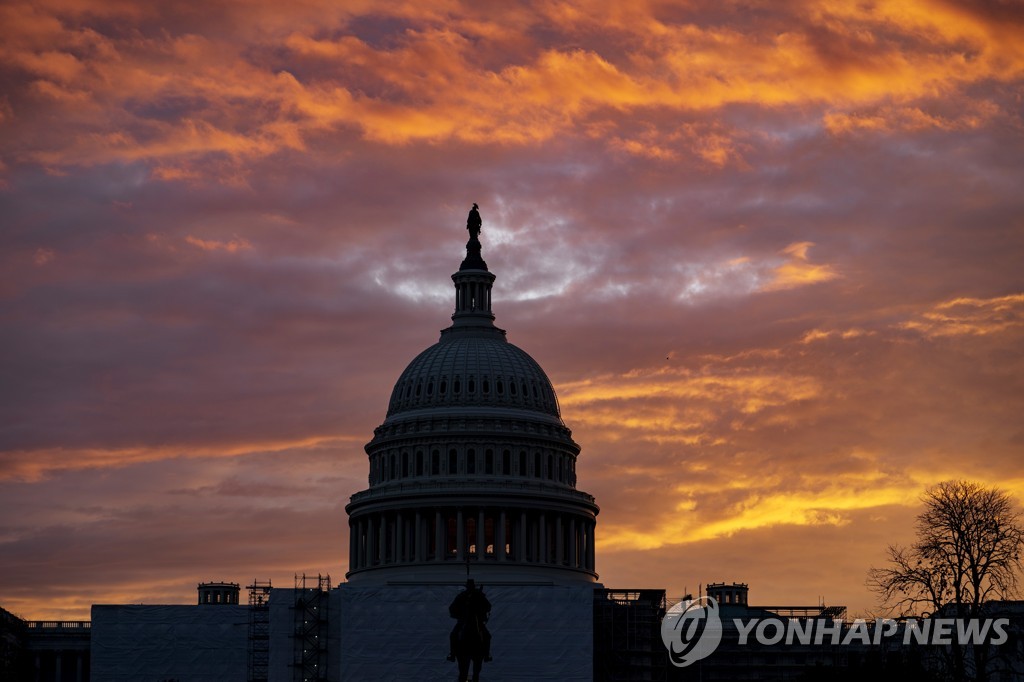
<box><xmin>660</xmin><ymin>596</ymin><xmax>723</xmax><ymax>667</ymax></box>
<box><xmin>660</xmin><ymin>596</ymin><xmax>1011</xmax><ymax>668</ymax></box>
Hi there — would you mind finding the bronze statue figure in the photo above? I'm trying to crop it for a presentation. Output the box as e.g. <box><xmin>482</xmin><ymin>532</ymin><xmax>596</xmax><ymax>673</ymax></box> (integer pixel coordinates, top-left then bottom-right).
<box><xmin>447</xmin><ymin>578</ymin><xmax>492</xmax><ymax>681</ymax></box>
<box><xmin>467</xmin><ymin>203</ymin><xmax>482</xmax><ymax>240</ymax></box>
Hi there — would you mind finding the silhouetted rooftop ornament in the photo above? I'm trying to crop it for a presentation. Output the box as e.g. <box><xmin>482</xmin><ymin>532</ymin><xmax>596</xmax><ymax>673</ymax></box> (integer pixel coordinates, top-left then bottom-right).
<box><xmin>468</xmin><ymin>202</ymin><xmax>482</xmax><ymax>239</ymax></box>
<box><xmin>460</xmin><ymin>202</ymin><xmax>488</xmax><ymax>271</ymax></box>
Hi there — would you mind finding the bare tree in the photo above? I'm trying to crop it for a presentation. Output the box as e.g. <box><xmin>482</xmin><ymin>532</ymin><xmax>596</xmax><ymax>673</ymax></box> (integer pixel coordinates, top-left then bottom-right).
<box><xmin>868</xmin><ymin>480</ymin><xmax>1023</xmax><ymax>681</ymax></box>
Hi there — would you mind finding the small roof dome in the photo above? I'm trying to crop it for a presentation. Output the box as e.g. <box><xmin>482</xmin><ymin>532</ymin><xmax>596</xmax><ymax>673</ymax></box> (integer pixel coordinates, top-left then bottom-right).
<box><xmin>385</xmin><ymin>335</ymin><xmax>561</xmax><ymax>418</ymax></box>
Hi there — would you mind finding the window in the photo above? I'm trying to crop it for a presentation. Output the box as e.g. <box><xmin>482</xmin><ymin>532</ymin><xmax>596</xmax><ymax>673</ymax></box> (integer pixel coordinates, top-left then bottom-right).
<box><xmin>448</xmin><ymin>449</ymin><xmax>458</xmax><ymax>474</ymax></box>
<box><xmin>485</xmin><ymin>449</ymin><xmax>494</xmax><ymax>475</ymax></box>
<box><xmin>519</xmin><ymin>452</ymin><xmax>527</xmax><ymax>476</ymax></box>
<box><xmin>467</xmin><ymin>449</ymin><xmax>476</xmax><ymax>474</ymax></box>
<box><xmin>534</xmin><ymin>452</ymin><xmax>541</xmax><ymax>478</ymax></box>
<box><xmin>431</xmin><ymin>450</ymin><xmax>440</xmax><ymax>475</ymax></box>
<box><xmin>502</xmin><ymin>450</ymin><xmax>511</xmax><ymax>475</ymax></box>
<box><xmin>453</xmin><ymin>379</ymin><xmax>461</xmax><ymax>394</ymax></box>
<box><xmin>416</xmin><ymin>451</ymin><xmax>423</xmax><ymax>476</ymax></box>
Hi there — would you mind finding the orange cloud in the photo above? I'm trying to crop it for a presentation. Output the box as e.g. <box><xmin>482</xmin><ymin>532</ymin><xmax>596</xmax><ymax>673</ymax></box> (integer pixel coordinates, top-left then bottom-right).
<box><xmin>901</xmin><ymin>293</ymin><xmax>1024</xmax><ymax>337</ymax></box>
<box><xmin>4</xmin><ymin>0</ymin><xmax>1022</xmax><ymax>174</ymax></box>
<box><xmin>761</xmin><ymin>242</ymin><xmax>840</xmax><ymax>291</ymax></box>
<box><xmin>184</xmin><ymin>235</ymin><xmax>253</xmax><ymax>253</ymax></box>
<box><xmin>597</xmin><ymin>455</ymin><xmax>1024</xmax><ymax>552</ymax></box>
<box><xmin>0</xmin><ymin>435</ymin><xmax>362</xmax><ymax>482</ymax></box>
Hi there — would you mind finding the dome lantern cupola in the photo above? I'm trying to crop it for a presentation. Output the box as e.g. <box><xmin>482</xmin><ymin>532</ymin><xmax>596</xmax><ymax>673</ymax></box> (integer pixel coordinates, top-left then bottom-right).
<box><xmin>448</xmin><ymin>202</ymin><xmax>499</xmax><ymax>335</ymax></box>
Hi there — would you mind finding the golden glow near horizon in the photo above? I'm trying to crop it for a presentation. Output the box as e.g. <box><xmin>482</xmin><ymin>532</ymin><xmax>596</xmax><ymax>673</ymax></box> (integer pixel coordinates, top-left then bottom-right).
<box><xmin>1</xmin><ymin>0</ymin><xmax>1023</xmax><ymax>620</ymax></box>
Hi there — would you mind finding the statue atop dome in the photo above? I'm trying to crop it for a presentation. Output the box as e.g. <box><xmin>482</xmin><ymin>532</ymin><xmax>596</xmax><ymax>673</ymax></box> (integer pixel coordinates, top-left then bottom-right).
<box><xmin>460</xmin><ymin>202</ymin><xmax>488</xmax><ymax>271</ymax></box>
<box><xmin>467</xmin><ymin>203</ymin><xmax>482</xmax><ymax>240</ymax></box>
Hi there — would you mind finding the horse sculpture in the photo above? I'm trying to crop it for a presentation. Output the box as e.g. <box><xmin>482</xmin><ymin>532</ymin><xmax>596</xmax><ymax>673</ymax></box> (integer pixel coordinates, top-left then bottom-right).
<box><xmin>448</xmin><ymin>579</ymin><xmax>491</xmax><ymax>682</ymax></box>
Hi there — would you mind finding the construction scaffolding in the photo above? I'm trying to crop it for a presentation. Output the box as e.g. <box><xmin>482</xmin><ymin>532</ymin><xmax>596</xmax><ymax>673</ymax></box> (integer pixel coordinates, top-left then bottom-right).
<box><xmin>292</xmin><ymin>574</ymin><xmax>330</xmax><ymax>682</ymax></box>
<box><xmin>247</xmin><ymin>580</ymin><xmax>272</xmax><ymax>682</ymax></box>
<box><xmin>594</xmin><ymin>589</ymin><xmax>668</xmax><ymax>682</ymax></box>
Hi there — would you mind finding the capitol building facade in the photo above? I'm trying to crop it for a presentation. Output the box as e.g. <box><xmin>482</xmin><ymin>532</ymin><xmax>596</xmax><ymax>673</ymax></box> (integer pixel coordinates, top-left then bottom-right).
<box><xmin>336</xmin><ymin>206</ymin><xmax>604</xmax><ymax>679</ymax></box>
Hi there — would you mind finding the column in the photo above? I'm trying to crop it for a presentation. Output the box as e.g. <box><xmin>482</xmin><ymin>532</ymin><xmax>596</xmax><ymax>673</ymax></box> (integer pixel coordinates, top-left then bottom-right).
<box><xmin>556</xmin><ymin>514</ymin><xmax>564</xmax><ymax>565</ymax></box>
<box><xmin>363</xmin><ymin>516</ymin><xmax>371</xmax><ymax>566</ymax></box>
<box><xmin>477</xmin><ymin>510</ymin><xmax>485</xmax><ymax>559</ymax></box>
<box><xmin>378</xmin><ymin>514</ymin><xmax>386</xmax><ymax>565</ymax></box>
<box><xmin>539</xmin><ymin>513</ymin><xmax>547</xmax><ymax>564</ymax></box>
<box><xmin>586</xmin><ymin>522</ymin><xmax>595</xmax><ymax>571</ymax></box>
<box><xmin>569</xmin><ymin>518</ymin><xmax>577</xmax><ymax>568</ymax></box>
<box><xmin>396</xmin><ymin>513</ymin><xmax>404</xmax><ymax>563</ymax></box>
<box><xmin>367</xmin><ymin>516</ymin><xmax>376</xmax><ymax>566</ymax></box>
<box><xmin>456</xmin><ymin>509</ymin><xmax>465</xmax><ymax>560</ymax></box>
<box><xmin>518</xmin><ymin>512</ymin><xmax>527</xmax><ymax>562</ymax></box>
<box><xmin>349</xmin><ymin>524</ymin><xmax>357</xmax><ymax>570</ymax></box>
<box><xmin>415</xmin><ymin>512</ymin><xmax>423</xmax><ymax>562</ymax></box>
<box><xmin>498</xmin><ymin>511</ymin><xmax>507</xmax><ymax>561</ymax></box>
<box><xmin>435</xmin><ymin>511</ymin><xmax>443</xmax><ymax>561</ymax></box>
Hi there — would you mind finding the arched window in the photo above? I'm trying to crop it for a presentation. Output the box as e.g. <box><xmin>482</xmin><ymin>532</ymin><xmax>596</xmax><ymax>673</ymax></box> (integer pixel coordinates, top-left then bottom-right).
<box><xmin>534</xmin><ymin>452</ymin><xmax>541</xmax><ymax>478</ymax></box>
<box><xmin>485</xmin><ymin>449</ymin><xmax>494</xmax><ymax>475</ymax></box>
<box><xmin>416</xmin><ymin>451</ymin><xmax>424</xmax><ymax>476</ymax></box>
<box><xmin>448</xmin><ymin>449</ymin><xmax>458</xmax><ymax>474</ymax></box>
<box><xmin>467</xmin><ymin>449</ymin><xmax>476</xmax><ymax>474</ymax></box>
<box><xmin>502</xmin><ymin>450</ymin><xmax>511</xmax><ymax>475</ymax></box>
<box><xmin>431</xmin><ymin>450</ymin><xmax>440</xmax><ymax>475</ymax></box>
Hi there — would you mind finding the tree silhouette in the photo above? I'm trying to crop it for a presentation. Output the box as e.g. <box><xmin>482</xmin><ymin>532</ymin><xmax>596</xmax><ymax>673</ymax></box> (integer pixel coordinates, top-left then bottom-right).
<box><xmin>868</xmin><ymin>480</ymin><xmax>1023</xmax><ymax>681</ymax></box>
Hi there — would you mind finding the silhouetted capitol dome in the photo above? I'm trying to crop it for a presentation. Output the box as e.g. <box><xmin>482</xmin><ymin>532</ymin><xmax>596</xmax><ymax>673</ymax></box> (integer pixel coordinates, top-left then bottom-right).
<box><xmin>346</xmin><ymin>206</ymin><xmax>599</xmax><ymax>586</ymax></box>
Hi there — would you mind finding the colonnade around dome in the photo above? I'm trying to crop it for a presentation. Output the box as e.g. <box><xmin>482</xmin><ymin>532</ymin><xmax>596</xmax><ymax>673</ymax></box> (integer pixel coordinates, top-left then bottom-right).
<box><xmin>347</xmin><ymin>506</ymin><xmax>597</xmax><ymax>578</ymax></box>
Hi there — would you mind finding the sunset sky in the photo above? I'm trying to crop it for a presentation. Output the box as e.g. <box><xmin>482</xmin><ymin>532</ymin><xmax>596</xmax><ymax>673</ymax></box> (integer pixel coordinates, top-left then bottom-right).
<box><xmin>2</xmin><ymin>0</ymin><xmax>1024</xmax><ymax>620</ymax></box>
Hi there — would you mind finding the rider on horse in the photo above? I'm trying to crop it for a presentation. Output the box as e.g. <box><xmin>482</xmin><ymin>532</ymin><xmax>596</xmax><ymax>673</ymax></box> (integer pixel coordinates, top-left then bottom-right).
<box><xmin>447</xmin><ymin>579</ymin><xmax>492</xmax><ymax>662</ymax></box>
